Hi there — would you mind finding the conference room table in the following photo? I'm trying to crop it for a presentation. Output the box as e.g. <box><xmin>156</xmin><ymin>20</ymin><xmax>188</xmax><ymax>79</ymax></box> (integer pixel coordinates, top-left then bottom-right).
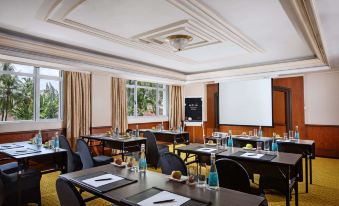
<box><xmin>205</xmin><ymin>135</ymin><xmax>272</xmax><ymax>149</ymax></box>
<box><xmin>139</xmin><ymin>129</ymin><xmax>190</xmax><ymax>153</ymax></box>
<box><xmin>177</xmin><ymin>144</ymin><xmax>302</xmax><ymax>206</ymax></box>
<box><xmin>0</xmin><ymin>141</ymin><xmax>68</xmax><ymax>205</ymax></box>
<box><xmin>206</xmin><ymin>135</ymin><xmax>315</xmax><ymax>193</ymax></box>
<box><xmin>81</xmin><ymin>134</ymin><xmax>146</xmax><ymax>160</ymax></box>
<box><xmin>60</xmin><ymin>164</ymin><xmax>265</xmax><ymax>206</ymax></box>
<box><xmin>277</xmin><ymin>139</ymin><xmax>315</xmax><ymax>193</ymax></box>
<box><xmin>0</xmin><ymin>141</ymin><xmax>67</xmax><ymax>173</ymax></box>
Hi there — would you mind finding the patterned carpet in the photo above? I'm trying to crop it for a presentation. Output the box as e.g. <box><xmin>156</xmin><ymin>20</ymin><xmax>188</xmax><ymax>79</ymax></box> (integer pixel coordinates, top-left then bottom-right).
<box><xmin>39</xmin><ymin>152</ymin><xmax>339</xmax><ymax>206</ymax></box>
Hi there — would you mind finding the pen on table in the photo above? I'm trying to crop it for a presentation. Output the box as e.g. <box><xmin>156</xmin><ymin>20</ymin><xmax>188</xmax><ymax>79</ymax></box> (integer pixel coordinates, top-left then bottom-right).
<box><xmin>153</xmin><ymin>199</ymin><xmax>175</xmax><ymax>204</ymax></box>
<box><xmin>94</xmin><ymin>178</ymin><xmax>112</xmax><ymax>181</ymax></box>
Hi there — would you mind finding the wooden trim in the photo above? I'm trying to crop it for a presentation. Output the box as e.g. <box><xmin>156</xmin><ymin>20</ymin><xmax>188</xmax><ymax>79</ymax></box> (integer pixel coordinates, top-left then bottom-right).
<box><xmin>305</xmin><ymin>124</ymin><xmax>339</xmax><ymax>128</ymax></box>
<box><xmin>0</xmin><ymin>128</ymin><xmax>65</xmax><ymax>136</ymax></box>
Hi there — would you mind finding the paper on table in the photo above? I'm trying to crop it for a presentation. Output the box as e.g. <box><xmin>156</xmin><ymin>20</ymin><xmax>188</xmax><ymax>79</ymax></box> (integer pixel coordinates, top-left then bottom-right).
<box><xmin>196</xmin><ymin>147</ymin><xmax>217</xmax><ymax>153</ymax></box>
<box><xmin>138</xmin><ymin>191</ymin><xmax>190</xmax><ymax>206</ymax></box>
<box><xmin>240</xmin><ymin>152</ymin><xmax>264</xmax><ymax>159</ymax></box>
<box><xmin>82</xmin><ymin>174</ymin><xmax>123</xmax><ymax>188</ymax></box>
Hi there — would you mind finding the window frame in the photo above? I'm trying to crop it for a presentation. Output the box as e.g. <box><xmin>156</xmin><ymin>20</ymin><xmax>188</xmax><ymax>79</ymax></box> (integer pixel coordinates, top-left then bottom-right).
<box><xmin>0</xmin><ymin>63</ymin><xmax>63</xmax><ymax>123</ymax></box>
<box><xmin>126</xmin><ymin>80</ymin><xmax>168</xmax><ymax>118</ymax></box>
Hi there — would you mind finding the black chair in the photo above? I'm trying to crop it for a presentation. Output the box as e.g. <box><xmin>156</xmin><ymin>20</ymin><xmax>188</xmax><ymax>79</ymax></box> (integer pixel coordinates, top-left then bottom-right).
<box><xmin>0</xmin><ymin>162</ymin><xmax>18</xmax><ymax>174</ymax></box>
<box><xmin>76</xmin><ymin>139</ymin><xmax>113</xmax><ymax>169</ymax></box>
<box><xmin>216</xmin><ymin>158</ymin><xmax>268</xmax><ymax>206</ymax></box>
<box><xmin>0</xmin><ymin>169</ymin><xmax>42</xmax><ymax>206</ymax></box>
<box><xmin>143</xmin><ymin>131</ymin><xmax>169</xmax><ymax>169</ymax></box>
<box><xmin>56</xmin><ymin>177</ymin><xmax>85</xmax><ymax>206</ymax></box>
<box><xmin>59</xmin><ymin>135</ymin><xmax>83</xmax><ymax>173</ymax></box>
<box><xmin>216</xmin><ymin>158</ymin><xmax>252</xmax><ymax>193</ymax></box>
<box><xmin>160</xmin><ymin>152</ymin><xmax>187</xmax><ymax>176</ymax></box>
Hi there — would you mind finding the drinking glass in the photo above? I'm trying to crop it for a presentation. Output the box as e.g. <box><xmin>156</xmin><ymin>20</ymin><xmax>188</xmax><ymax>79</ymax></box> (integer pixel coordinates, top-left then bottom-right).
<box><xmin>264</xmin><ymin>141</ymin><xmax>270</xmax><ymax>151</ymax></box>
<box><xmin>289</xmin><ymin>130</ymin><xmax>294</xmax><ymax>139</ymax></box>
<box><xmin>249</xmin><ymin>131</ymin><xmax>253</xmax><ymax>137</ymax></box>
<box><xmin>216</xmin><ymin>138</ymin><xmax>221</xmax><ymax>149</ymax></box>
<box><xmin>132</xmin><ymin>152</ymin><xmax>139</xmax><ymax>172</ymax></box>
<box><xmin>197</xmin><ymin>163</ymin><xmax>207</xmax><ymax>188</ymax></box>
<box><xmin>187</xmin><ymin>165</ymin><xmax>196</xmax><ymax>185</ymax></box>
<box><xmin>256</xmin><ymin>142</ymin><xmax>262</xmax><ymax>151</ymax></box>
<box><xmin>283</xmin><ymin>133</ymin><xmax>288</xmax><ymax>140</ymax></box>
<box><xmin>253</xmin><ymin>129</ymin><xmax>258</xmax><ymax>137</ymax></box>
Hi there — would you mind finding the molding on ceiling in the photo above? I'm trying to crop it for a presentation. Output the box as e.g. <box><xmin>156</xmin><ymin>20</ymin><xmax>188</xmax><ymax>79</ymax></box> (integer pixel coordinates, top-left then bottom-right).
<box><xmin>0</xmin><ymin>30</ymin><xmax>186</xmax><ymax>83</ymax></box>
<box><xmin>185</xmin><ymin>58</ymin><xmax>327</xmax><ymax>83</ymax></box>
<box><xmin>0</xmin><ymin>27</ymin><xmax>328</xmax><ymax>85</ymax></box>
<box><xmin>167</xmin><ymin>0</ymin><xmax>263</xmax><ymax>53</ymax></box>
<box><xmin>45</xmin><ymin>0</ymin><xmax>262</xmax><ymax>64</ymax></box>
<box><xmin>279</xmin><ymin>0</ymin><xmax>328</xmax><ymax>64</ymax></box>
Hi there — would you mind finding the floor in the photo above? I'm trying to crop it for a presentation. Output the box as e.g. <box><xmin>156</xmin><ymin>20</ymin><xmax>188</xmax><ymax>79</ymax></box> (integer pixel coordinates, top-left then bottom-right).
<box><xmin>39</xmin><ymin>153</ymin><xmax>339</xmax><ymax>206</ymax></box>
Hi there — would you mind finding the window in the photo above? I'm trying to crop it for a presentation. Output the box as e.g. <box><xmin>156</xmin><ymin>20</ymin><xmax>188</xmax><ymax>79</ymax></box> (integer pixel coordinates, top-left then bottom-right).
<box><xmin>0</xmin><ymin>62</ymin><xmax>63</xmax><ymax>122</ymax></box>
<box><xmin>127</xmin><ymin>80</ymin><xmax>168</xmax><ymax>117</ymax></box>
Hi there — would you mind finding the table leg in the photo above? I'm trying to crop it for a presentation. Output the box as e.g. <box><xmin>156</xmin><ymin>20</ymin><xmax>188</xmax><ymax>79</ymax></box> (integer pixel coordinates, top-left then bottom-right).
<box><xmin>173</xmin><ymin>138</ymin><xmax>177</xmax><ymax>154</ymax></box>
<box><xmin>102</xmin><ymin>140</ymin><xmax>105</xmax><ymax>155</ymax></box>
<box><xmin>295</xmin><ymin>180</ymin><xmax>299</xmax><ymax>206</ymax></box>
<box><xmin>305</xmin><ymin>156</ymin><xmax>308</xmax><ymax>193</ymax></box>
<box><xmin>309</xmin><ymin>156</ymin><xmax>313</xmax><ymax>184</ymax></box>
<box><xmin>122</xmin><ymin>142</ymin><xmax>125</xmax><ymax>161</ymax></box>
<box><xmin>286</xmin><ymin>171</ymin><xmax>290</xmax><ymax>206</ymax></box>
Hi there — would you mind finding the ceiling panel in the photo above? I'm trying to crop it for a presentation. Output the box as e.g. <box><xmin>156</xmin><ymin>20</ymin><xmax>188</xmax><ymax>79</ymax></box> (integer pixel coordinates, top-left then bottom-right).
<box><xmin>67</xmin><ymin>0</ymin><xmax>190</xmax><ymax>38</ymax></box>
<box><xmin>0</xmin><ymin>0</ymin><xmax>320</xmax><ymax>77</ymax></box>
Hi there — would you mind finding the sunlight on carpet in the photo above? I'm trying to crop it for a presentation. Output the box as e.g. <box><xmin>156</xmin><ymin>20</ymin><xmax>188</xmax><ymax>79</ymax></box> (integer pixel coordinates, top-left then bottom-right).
<box><xmin>40</xmin><ymin>145</ymin><xmax>339</xmax><ymax>206</ymax></box>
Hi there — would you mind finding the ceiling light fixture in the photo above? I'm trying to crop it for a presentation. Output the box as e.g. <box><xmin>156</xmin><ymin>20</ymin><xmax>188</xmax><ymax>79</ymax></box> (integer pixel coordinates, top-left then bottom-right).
<box><xmin>166</xmin><ymin>34</ymin><xmax>193</xmax><ymax>51</ymax></box>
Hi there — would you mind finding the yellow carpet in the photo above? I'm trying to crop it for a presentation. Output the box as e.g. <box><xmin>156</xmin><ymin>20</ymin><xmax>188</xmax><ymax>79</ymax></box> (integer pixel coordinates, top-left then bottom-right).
<box><xmin>39</xmin><ymin>151</ymin><xmax>339</xmax><ymax>206</ymax></box>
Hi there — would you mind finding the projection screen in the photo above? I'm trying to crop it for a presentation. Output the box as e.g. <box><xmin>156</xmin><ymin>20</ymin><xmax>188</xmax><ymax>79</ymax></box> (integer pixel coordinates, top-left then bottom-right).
<box><xmin>218</xmin><ymin>78</ymin><xmax>273</xmax><ymax>126</ymax></box>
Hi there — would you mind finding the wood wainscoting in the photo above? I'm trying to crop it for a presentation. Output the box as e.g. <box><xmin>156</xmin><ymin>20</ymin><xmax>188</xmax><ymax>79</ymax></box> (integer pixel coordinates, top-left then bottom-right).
<box><xmin>0</xmin><ymin>128</ymin><xmax>65</xmax><ymax>144</ymax></box>
<box><xmin>206</xmin><ymin>76</ymin><xmax>339</xmax><ymax>158</ymax></box>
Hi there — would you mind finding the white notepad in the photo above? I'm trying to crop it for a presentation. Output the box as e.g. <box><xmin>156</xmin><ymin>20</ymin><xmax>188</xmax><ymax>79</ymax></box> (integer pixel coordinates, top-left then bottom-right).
<box><xmin>240</xmin><ymin>152</ymin><xmax>264</xmax><ymax>159</ymax></box>
<box><xmin>196</xmin><ymin>147</ymin><xmax>217</xmax><ymax>153</ymax></box>
<box><xmin>82</xmin><ymin>174</ymin><xmax>123</xmax><ymax>188</ymax></box>
<box><xmin>138</xmin><ymin>191</ymin><xmax>190</xmax><ymax>206</ymax></box>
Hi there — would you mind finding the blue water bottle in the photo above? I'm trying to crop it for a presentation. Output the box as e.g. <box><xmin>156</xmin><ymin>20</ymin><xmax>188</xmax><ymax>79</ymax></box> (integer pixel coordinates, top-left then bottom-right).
<box><xmin>208</xmin><ymin>153</ymin><xmax>219</xmax><ymax>190</ymax></box>
<box><xmin>138</xmin><ymin>144</ymin><xmax>147</xmax><ymax>173</ymax></box>
<box><xmin>271</xmin><ymin>136</ymin><xmax>278</xmax><ymax>152</ymax></box>
<box><xmin>227</xmin><ymin>130</ymin><xmax>233</xmax><ymax>147</ymax></box>
<box><xmin>294</xmin><ymin>126</ymin><xmax>300</xmax><ymax>140</ymax></box>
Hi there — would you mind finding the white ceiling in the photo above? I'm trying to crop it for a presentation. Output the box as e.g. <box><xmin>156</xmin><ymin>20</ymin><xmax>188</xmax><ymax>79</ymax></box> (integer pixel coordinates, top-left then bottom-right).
<box><xmin>0</xmin><ymin>0</ymin><xmax>333</xmax><ymax>81</ymax></box>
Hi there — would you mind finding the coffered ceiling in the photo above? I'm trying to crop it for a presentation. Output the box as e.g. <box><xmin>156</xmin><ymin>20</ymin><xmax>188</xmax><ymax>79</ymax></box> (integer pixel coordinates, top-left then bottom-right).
<box><xmin>0</xmin><ymin>0</ymin><xmax>334</xmax><ymax>83</ymax></box>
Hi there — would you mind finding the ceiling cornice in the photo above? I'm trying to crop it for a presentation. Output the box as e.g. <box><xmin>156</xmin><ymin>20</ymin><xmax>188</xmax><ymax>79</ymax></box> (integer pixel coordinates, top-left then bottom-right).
<box><xmin>279</xmin><ymin>0</ymin><xmax>328</xmax><ymax>64</ymax></box>
<box><xmin>0</xmin><ymin>28</ymin><xmax>186</xmax><ymax>83</ymax></box>
<box><xmin>0</xmin><ymin>27</ymin><xmax>328</xmax><ymax>85</ymax></box>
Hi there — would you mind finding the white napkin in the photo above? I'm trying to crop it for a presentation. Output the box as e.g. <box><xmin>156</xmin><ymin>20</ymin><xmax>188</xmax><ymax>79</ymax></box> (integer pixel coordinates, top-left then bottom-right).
<box><xmin>138</xmin><ymin>191</ymin><xmax>190</xmax><ymax>206</ymax></box>
<box><xmin>196</xmin><ymin>147</ymin><xmax>217</xmax><ymax>153</ymax></box>
<box><xmin>82</xmin><ymin>174</ymin><xmax>123</xmax><ymax>188</ymax></box>
<box><xmin>240</xmin><ymin>152</ymin><xmax>264</xmax><ymax>159</ymax></box>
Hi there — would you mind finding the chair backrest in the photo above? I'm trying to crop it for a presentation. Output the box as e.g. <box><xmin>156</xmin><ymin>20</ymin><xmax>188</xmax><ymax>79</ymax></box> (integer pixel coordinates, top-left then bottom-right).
<box><xmin>160</xmin><ymin>152</ymin><xmax>187</xmax><ymax>176</ymax></box>
<box><xmin>216</xmin><ymin>158</ymin><xmax>251</xmax><ymax>193</ymax></box>
<box><xmin>56</xmin><ymin>177</ymin><xmax>85</xmax><ymax>206</ymax></box>
<box><xmin>76</xmin><ymin>139</ymin><xmax>94</xmax><ymax>169</ymax></box>
<box><xmin>143</xmin><ymin>131</ymin><xmax>160</xmax><ymax>167</ymax></box>
<box><xmin>59</xmin><ymin>135</ymin><xmax>76</xmax><ymax>173</ymax></box>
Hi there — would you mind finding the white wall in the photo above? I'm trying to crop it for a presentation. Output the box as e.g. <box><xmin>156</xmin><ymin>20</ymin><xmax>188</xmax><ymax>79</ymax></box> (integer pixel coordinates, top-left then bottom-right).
<box><xmin>304</xmin><ymin>70</ymin><xmax>339</xmax><ymax>125</ymax></box>
<box><xmin>184</xmin><ymin>83</ymin><xmax>207</xmax><ymax>121</ymax></box>
<box><xmin>91</xmin><ymin>74</ymin><xmax>112</xmax><ymax>127</ymax></box>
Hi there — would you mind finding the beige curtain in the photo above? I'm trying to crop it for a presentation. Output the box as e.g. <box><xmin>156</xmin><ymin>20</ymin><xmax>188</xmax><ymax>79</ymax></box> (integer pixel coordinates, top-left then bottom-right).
<box><xmin>169</xmin><ymin>85</ymin><xmax>184</xmax><ymax>129</ymax></box>
<box><xmin>64</xmin><ymin>71</ymin><xmax>91</xmax><ymax>147</ymax></box>
<box><xmin>112</xmin><ymin>77</ymin><xmax>128</xmax><ymax>133</ymax></box>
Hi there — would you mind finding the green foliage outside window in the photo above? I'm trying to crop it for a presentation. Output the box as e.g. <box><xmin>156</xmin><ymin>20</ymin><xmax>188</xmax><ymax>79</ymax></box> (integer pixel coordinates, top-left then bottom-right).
<box><xmin>0</xmin><ymin>63</ymin><xmax>61</xmax><ymax>121</ymax></box>
<box><xmin>127</xmin><ymin>80</ymin><xmax>167</xmax><ymax>117</ymax></box>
